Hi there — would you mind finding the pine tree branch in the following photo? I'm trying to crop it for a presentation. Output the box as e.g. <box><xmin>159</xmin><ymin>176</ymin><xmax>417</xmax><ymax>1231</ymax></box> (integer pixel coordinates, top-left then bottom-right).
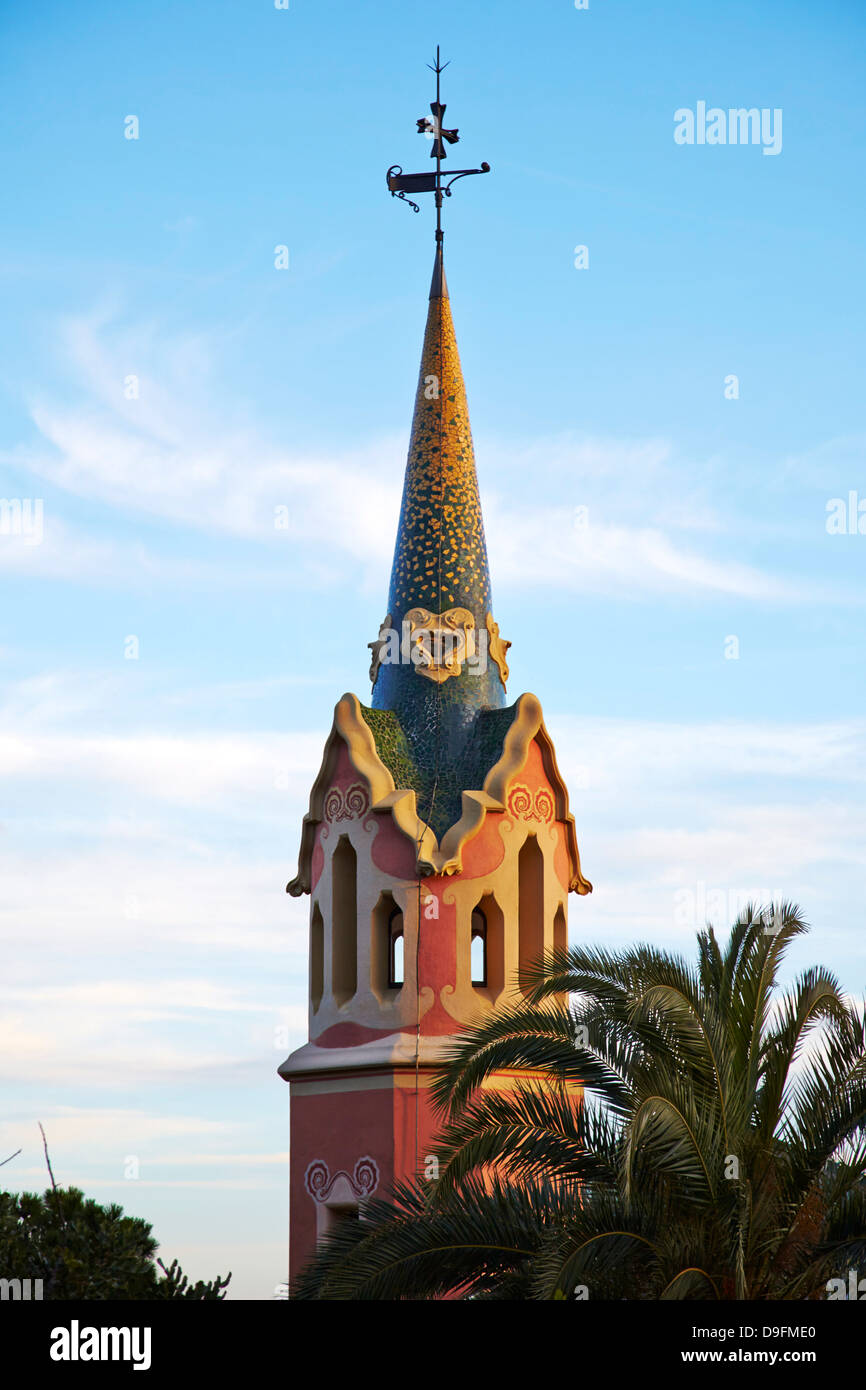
<box><xmin>39</xmin><ymin>1123</ymin><xmax>59</xmax><ymax>1192</ymax></box>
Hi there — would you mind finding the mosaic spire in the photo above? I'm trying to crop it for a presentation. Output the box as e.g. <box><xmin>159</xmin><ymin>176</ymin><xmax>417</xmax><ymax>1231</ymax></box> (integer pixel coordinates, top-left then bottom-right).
<box><xmin>370</xmin><ymin>51</ymin><xmax>510</xmax><ymax>807</ymax></box>
<box><xmin>370</xmin><ymin>245</ymin><xmax>510</xmax><ymax>770</ymax></box>
<box><xmin>389</xmin><ymin>245</ymin><xmax>495</xmax><ymax>626</ymax></box>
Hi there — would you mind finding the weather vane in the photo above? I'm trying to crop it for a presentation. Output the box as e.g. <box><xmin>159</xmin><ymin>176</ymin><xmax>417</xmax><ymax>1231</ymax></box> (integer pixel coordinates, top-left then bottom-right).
<box><xmin>386</xmin><ymin>47</ymin><xmax>490</xmax><ymax>243</ymax></box>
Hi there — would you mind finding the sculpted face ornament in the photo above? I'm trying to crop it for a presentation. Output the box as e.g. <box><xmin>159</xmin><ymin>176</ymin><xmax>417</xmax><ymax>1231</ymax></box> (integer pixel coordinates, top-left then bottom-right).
<box><xmin>369</xmin><ymin>607</ymin><xmax>479</xmax><ymax>684</ymax></box>
<box><xmin>369</xmin><ymin>608</ymin><xmax>511</xmax><ymax>687</ymax></box>
<box><xmin>405</xmin><ymin>606</ymin><xmax>476</xmax><ymax>682</ymax></box>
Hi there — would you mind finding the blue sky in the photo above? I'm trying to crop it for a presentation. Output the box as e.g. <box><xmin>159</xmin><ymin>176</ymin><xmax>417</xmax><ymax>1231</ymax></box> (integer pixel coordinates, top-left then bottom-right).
<box><xmin>1</xmin><ymin>0</ymin><xmax>864</xmax><ymax>1297</ymax></box>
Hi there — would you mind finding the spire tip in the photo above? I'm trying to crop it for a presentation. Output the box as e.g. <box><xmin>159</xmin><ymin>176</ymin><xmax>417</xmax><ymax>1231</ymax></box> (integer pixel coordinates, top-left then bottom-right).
<box><xmin>429</xmin><ymin>243</ymin><xmax>448</xmax><ymax>300</ymax></box>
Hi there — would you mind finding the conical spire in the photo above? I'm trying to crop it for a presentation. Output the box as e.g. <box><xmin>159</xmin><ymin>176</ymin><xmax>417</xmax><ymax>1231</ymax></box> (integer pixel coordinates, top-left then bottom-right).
<box><xmin>385</xmin><ymin>243</ymin><xmax>496</xmax><ymax>637</ymax></box>
<box><xmin>370</xmin><ymin>246</ymin><xmax>510</xmax><ymax>787</ymax></box>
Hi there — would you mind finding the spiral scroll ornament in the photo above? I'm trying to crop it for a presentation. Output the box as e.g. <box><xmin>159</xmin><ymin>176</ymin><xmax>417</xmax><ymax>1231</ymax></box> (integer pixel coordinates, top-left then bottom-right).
<box><xmin>323</xmin><ymin>783</ymin><xmax>370</xmax><ymax>823</ymax></box>
<box><xmin>352</xmin><ymin>1157</ymin><xmax>379</xmax><ymax>1196</ymax></box>
<box><xmin>303</xmin><ymin>1160</ymin><xmax>331</xmax><ymax>1202</ymax></box>
<box><xmin>507</xmin><ymin>785</ymin><xmax>533</xmax><ymax>819</ymax></box>
<box><xmin>507</xmin><ymin>784</ymin><xmax>555</xmax><ymax>823</ymax></box>
<box><xmin>303</xmin><ymin>1156</ymin><xmax>380</xmax><ymax>1204</ymax></box>
<box><xmin>345</xmin><ymin>785</ymin><xmax>368</xmax><ymax>818</ymax></box>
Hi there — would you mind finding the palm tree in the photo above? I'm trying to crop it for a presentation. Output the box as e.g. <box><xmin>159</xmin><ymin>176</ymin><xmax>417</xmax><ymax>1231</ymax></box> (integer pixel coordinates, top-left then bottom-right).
<box><xmin>292</xmin><ymin>904</ymin><xmax>866</xmax><ymax>1299</ymax></box>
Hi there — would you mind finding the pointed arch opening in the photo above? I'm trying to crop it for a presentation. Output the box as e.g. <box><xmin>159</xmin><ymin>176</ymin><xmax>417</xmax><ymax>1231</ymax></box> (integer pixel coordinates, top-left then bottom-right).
<box><xmin>310</xmin><ymin>901</ymin><xmax>324</xmax><ymax>1013</ymax></box>
<box><xmin>518</xmin><ymin>834</ymin><xmax>545</xmax><ymax>997</ymax></box>
<box><xmin>552</xmin><ymin>901</ymin><xmax>568</xmax><ymax>1008</ymax></box>
<box><xmin>553</xmin><ymin>902</ymin><xmax>567</xmax><ymax>958</ymax></box>
<box><xmin>471</xmin><ymin>893</ymin><xmax>504</xmax><ymax>998</ymax></box>
<box><xmin>371</xmin><ymin>891</ymin><xmax>404</xmax><ymax>1000</ymax></box>
<box><xmin>470</xmin><ymin>909</ymin><xmax>487</xmax><ymax>986</ymax></box>
<box><xmin>331</xmin><ymin>835</ymin><xmax>357</xmax><ymax>1007</ymax></box>
<box><xmin>389</xmin><ymin>909</ymin><xmax>405</xmax><ymax>988</ymax></box>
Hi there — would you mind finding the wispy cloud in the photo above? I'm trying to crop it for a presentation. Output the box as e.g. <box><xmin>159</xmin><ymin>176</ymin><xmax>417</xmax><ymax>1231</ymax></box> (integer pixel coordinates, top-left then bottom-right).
<box><xmin>6</xmin><ymin>1107</ymin><xmax>236</xmax><ymax>1150</ymax></box>
<box><xmin>489</xmin><ymin>506</ymin><xmax>802</xmax><ymax>599</ymax></box>
<box><xmin>0</xmin><ymin>729</ymin><xmax>322</xmax><ymax>804</ymax></box>
<box><xmin>0</xmin><ymin>308</ymin><xmax>834</xmax><ymax>601</ymax></box>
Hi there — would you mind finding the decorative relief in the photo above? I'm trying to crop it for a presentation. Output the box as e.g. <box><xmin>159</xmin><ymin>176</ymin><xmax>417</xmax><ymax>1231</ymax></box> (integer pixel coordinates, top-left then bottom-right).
<box><xmin>368</xmin><ymin>614</ymin><xmax>393</xmax><ymax>685</ymax></box>
<box><xmin>304</xmin><ymin>1156</ymin><xmax>380</xmax><ymax>1204</ymax></box>
<box><xmin>323</xmin><ymin>783</ymin><xmax>369</xmax><ymax>823</ymax></box>
<box><xmin>485</xmin><ymin>612</ymin><xmax>511</xmax><ymax>687</ymax></box>
<box><xmin>367</xmin><ymin>609</ymin><xmax>509</xmax><ymax>687</ymax></box>
<box><xmin>368</xmin><ymin>608</ymin><xmax>478</xmax><ymax>685</ymax></box>
<box><xmin>507</xmin><ymin>783</ymin><xmax>554</xmax><ymax>823</ymax></box>
<box><xmin>405</xmin><ymin>606</ymin><xmax>476</xmax><ymax>682</ymax></box>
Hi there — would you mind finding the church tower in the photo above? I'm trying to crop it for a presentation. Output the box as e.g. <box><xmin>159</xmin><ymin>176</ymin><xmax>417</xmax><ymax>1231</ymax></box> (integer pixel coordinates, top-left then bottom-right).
<box><xmin>280</xmin><ymin>54</ymin><xmax>591</xmax><ymax>1282</ymax></box>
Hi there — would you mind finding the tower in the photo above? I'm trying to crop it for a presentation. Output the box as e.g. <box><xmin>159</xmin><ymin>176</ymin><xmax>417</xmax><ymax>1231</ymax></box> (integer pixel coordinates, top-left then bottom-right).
<box><xmin>280</xmin><ymin>54</ymin><xmax>591</xmax><ymax>1282</ymax></box>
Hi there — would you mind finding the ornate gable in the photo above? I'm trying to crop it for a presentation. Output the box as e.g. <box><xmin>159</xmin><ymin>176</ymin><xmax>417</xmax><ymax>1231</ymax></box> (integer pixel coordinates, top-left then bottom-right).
<box><xmin>288</xmin><ymin>691</ymin><xmax>591</xmax><ymax>895</ymax></box>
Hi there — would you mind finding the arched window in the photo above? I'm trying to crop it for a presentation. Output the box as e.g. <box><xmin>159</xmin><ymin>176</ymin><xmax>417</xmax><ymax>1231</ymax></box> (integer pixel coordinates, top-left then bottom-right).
<box><xmin>553</xmin><ymin>902</ymin><xmax>567</xmax><ymax>957</ymax></box>
<box><xmin>470</xmin><ymin>908</ymin><xmax>487</xmax><ymax>987</ymax></box>
<box><xmin>518</xmin><ymin>835</ymin><xmax>544</xmax><ymax>996</ymax></box>
<box><xmin>470</xmin><ymin>894</ymin><xmax>504</xmax><ymax>996</ymax></box>
<box><xmin>388</xmin><ymin>907</ymin><xmax>405</xmax><ymax>988</ymax></box>
<box><xmin>310</xmin><ymin>902</ymin><xmax>324</xmax><ymax>1012</ymax></box>
<box><xmin>552</xmin><ymin>902</ymin><xmax>568</xmax><ymax>1008</ymax></box>
<box><xmin>331</xmin><ymin>836</ymin><xmax>357</xmax><ymax>1006</ymax></box>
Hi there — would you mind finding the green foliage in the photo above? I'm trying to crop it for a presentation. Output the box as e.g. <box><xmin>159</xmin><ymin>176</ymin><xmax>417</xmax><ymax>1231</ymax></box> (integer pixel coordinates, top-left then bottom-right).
<box><xmin>0</xmin><ymin>1185</ymin><xmax>231</xmax><ymax>1300</ymax></box>
<box><xmin>293</xmin><ymin>904</ymin><xmax>866</xmax><ymax>1300</ymax></box>
<box><xmin>152</xmin><ymin>1256</ymin><xmax>231</xmax><ymax>1301</ymax></box>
